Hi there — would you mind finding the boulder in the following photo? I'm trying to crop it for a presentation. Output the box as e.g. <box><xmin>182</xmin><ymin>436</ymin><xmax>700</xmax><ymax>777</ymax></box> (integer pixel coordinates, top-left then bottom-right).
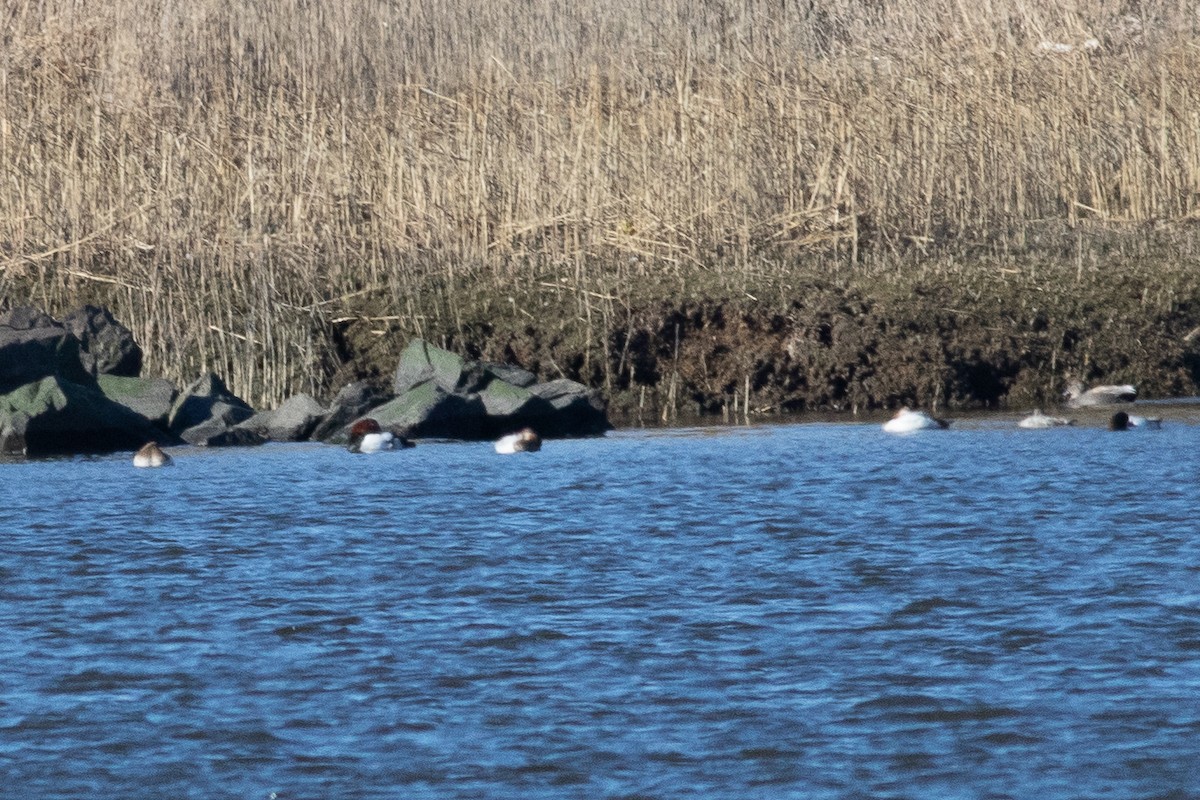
<box><xmin>369</xmin><ymin>381</ymin><xmax>487</xmax><ymax>440</ymax></box>
<box><xmin>97</xmin><ymin>374</ymin><xmax>177</xmax><ymax>429</ymax></box>
<box><xmin>310</xmin><ymin>381</ymin><xmax>391</xmax><ymax>442</ymax></box>
<box><xmin>179</xmin><ymin>419</ymin><xmax>265</xmax><ymax>447</ymax></box>
<box><xmin>528</xmin><ymin>378</ymin><xmax>611</xmax><ymax>437</ymax></box>
<box><xmin>472</xmin><ymin>379</ymin><xmax>558</xmax><ymax>437</ymax></box>
<box><xmin>382</xmin><ymin>339</ymin><xmax>611</xmax><ymax>440</ymax></box>
<box><xmin>62</xmin><ymin>305</ymin><xmax>142</xmax><ymax>377</ymax></box>
<box><xmin>169</xmin><ymin>373</ymin><xmax>259</xmax><ymax>446</ymax></box>
<box><xmin>0</xmin><ymin>306</ymin><xmax>94</xmax><ymax>393</ymax></box>
<box><xmin>0</xmin><ymin>375</ymin><xmax>167</xmax><ymax>456</ymax></box>
<box><xmin>168</xmin><ymin>373</ymin><xmax>254</xmax><ymax>432</ymax></box>
<box><xmin>393</xmin><ymin>339</ymin><xmax>468</xmax><ymax>394</ymax></box>
<box><xmin>241</xmin><ymin>393</ymin><xmax>327</xmax><ymax>441</ymax></box>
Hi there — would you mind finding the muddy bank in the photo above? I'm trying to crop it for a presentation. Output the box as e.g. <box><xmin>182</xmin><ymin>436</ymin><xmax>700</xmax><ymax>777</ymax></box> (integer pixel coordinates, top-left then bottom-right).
<box><xmin>330</xmin><ymin>257</ymin><xmax>1200</xmax><ymax>425</ymax></box>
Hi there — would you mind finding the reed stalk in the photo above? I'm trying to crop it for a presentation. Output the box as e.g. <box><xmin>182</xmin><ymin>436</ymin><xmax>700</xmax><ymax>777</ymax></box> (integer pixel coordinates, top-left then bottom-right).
<box><xmin>2</xmin><ymin>0</ymin><xmax>1198</xmax><ymax>405</ymax></box>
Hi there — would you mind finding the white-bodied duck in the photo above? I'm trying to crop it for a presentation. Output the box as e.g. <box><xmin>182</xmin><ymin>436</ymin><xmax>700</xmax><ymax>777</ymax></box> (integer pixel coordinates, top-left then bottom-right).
<box><xmin>1064</xmin><ymin>381</ymin><xmax>1136</xmax><ymax>408</ymax></box>
<box><xmin>495</xmin><ymin>427</ymin><xmax>542</xmax><ymax>454</ymax></box>
<box><xmin>347</xmin><ymin>418</ymin><xmax>405</xmax><ymax>453</ymax></box>
<box><xmin>133</xmin><ymin>441</ymin><xmax>173</xmax><ymax>468</ymax></box>
<box><xmin>882</xmin><ymin>407</ymin><xmax>949</xmax><ymax>434</ymax></box>
<box><xmin>1018</xmin><ymin>409</ymin><xmax>1074</xmax><ymax>429</ymax></box>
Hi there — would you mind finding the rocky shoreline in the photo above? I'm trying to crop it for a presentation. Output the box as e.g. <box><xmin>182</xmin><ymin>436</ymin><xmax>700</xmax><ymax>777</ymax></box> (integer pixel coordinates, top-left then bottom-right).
<box><xmin>0</xmin><ymin>306</ymin><xmax>608</xmax><ymax>458</ymax></box>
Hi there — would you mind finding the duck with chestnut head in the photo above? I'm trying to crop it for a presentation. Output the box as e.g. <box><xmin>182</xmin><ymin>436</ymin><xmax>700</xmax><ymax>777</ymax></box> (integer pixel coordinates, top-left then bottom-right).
<box><xmin>347</xmin><ymin>418</ymin><xmax>412</xmax><ymax>453</ymax></box>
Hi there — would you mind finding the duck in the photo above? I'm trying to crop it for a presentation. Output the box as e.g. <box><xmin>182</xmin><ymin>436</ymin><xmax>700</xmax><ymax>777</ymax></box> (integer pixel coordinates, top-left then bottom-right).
<box><xmin>494</xmin><ymin>427</ymin><xmax>542</xmax><ymax>454</ymax></box>
<box><xmin>1018</xmin><ymin>409</ymin><xmax>1074</xmax><ymax>429</ymax></box>
<box><xmin>1109</xmin><ymin>410</ymin><xmax>1131</xmax><ymax>431</ymax></box>
<box><xmin>133</xmin><ymin>441</ymin><xmax>172</xmax><ymax>468</ymax></box>
<box><xmin>1127</xmin><ymin>414</ymin><xmax>1163</xmax><ymax>430</ymax></box>
<box><xmin>347</xmin><ymin>418</ymin><xmax>407</xmax><ymax>453</ymax></box>
<box><xmin>881</xmin><ymin>407</ymin><xmax>949</xmax><ymax>434</ymax></box>
<box><xmin>1064</xmin><ymin>381</ymin><xmax>1137</xmax><ymax>408</ymax></box>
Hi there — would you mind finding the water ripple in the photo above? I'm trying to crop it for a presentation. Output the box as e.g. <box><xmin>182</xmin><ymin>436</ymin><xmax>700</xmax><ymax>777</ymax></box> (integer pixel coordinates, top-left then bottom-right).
<box><xmin>3</xmin><ymin>426</ymin><xmax>1200</xmax><ymax>797</ymax></box>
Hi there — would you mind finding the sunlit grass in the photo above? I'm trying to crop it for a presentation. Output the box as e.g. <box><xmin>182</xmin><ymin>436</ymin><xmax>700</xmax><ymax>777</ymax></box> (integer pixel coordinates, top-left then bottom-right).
<box><xmin>2</xmin><ymin>0</ymin><xmax>1198</xmax><ymax>405</ymax></box>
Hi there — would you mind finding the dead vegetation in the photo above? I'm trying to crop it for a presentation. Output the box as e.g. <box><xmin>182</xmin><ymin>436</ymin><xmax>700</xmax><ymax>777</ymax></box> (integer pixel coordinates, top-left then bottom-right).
<box><xmin>3</xmin><ymin>0</ymin><xmax>1200</xmax><ymax>409</ymax></box>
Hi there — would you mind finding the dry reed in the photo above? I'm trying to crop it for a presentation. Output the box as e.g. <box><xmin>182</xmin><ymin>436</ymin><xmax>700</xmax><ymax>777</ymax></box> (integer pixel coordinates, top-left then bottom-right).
<box><xmin>2</xmin><ymin>0</ymin><xmax>1198</xmax><ymax>405</ymax></box>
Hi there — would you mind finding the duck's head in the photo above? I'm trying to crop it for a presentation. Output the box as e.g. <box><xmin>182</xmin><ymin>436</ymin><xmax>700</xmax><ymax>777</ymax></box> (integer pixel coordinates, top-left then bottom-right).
<box><xmin>349</xmin><ymin>418</ymin><xmax>384</xmax><ymax>439</ymax></box>
<box><xmin>1109</xmin><ymin>410</ymin><xmax>1130</xmax><ymax>431</ymax></box>
<box><xmin>512</xmin><ymin>428</ymin><xmax>542</xmax><ymax>452</ymax></box>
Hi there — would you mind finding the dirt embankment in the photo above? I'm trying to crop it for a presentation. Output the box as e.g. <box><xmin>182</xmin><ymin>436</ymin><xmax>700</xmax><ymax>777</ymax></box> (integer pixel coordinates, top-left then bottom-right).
<box><xmin>329</xmin><ymin>257</ymin><xmax>1200</xmax><ymax>425</ymax></box>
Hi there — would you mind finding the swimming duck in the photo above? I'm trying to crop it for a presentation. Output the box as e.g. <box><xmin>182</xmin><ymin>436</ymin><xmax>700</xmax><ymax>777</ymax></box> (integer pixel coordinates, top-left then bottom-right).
<box><xmin>494</xmin><ymin>427</ymin><xmax>542</xmax><ymax>454</ymax></box>
<box><xmin>882</xmin><ymin>407</ymin><xmax>949</xmax><ymax>434</ymax></box>
<box><xmin>133</xmin><ymin>441</ymin><xmax>172</xmax><ymax>468</ymax></box>
<box><xmin>1018</xmin><ymin>409</ymin><xmax>1074</xmax><ymax>429</ymax></box>
<box><xmin>1109</xmin><ymin>411</ymin><xmax>1131</xmax><ymax>431</ymax></box>
<box><xmin>347</xmin><ymin>418</ymin><xmax>402</xmax><ymax>453</ymax></box>
<box><xmin>1127</xmin><ymin>414</ymin><xmax>1163</xmax><ymax>430</ymax></box>
<box><xmin>1064</xmin><ymin>381</ymin><xmax>1136</xmax><ymax>408</ymax></box>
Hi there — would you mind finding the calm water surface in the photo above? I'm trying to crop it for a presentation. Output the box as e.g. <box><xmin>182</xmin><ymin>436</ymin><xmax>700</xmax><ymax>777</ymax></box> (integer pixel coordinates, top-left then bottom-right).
<box><xmin>2</xmin><ymin>419</ymin><xmax>1200</xmax><ymax>799</ymax></box>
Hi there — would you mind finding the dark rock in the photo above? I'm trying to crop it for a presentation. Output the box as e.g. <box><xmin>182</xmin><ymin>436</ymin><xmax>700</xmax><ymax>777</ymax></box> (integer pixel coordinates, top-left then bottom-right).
<box><xmin>472</xmin><ymin>379</ymin><xmax>557</xmax><ymax>437</ymax></box>
<box><xmin>529</xmin><ymin>378</ymin><xmax>612</xmax><ymax>436</ymax></box>
<box><xmin>168</xmin><ymin>373</ymin><xmax>255</xmax><ymax>433</ymax></box>
<box><xmin>0</xmin><ymin>306</ymin><xmax>94</xmax><ymax>393</ymax></box>
<box><xmin>369</xmin><ymin>381</ymin><xmax>487</xmax><ymax>440</ymax></box>
<box><xmin>97</xmin><ymin>374</ymin><xmax>177</xmax><ymax>428</ymax></box>
<box><xmin>62</xmin><ymin>305</ymin><xmax>143</xmax><ymax>377</ymax></box>
<box><xmin>168</xmin><ymin>373</ymin><xmax>259</xmax><ymax>446</ymax></box>
<box><xmin>310</xmin><ymin>381</ymin><xmax>390</xmax><ymax>442</ymax></box>
<box><xmin>179</xmin><ymin>420</ymin><xmax>266</xmax><ymax>447</ymax></box>
<box><xmin>0</xmin><ymin>375</ymin><xmax>167</xmax><ymax>456</ymax></box>
<box><xmin>383</xmin><ymin>339</ymin><xmax>611</xmax><ymax>440</ymax></box>
<box><xmin>243</xmin><ymin>393</ymin><xmax>327</xmax><ymax>442</ymax></box>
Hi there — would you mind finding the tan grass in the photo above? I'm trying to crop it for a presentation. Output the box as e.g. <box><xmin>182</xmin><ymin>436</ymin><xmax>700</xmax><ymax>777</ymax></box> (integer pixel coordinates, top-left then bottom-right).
<box><xmin>2</xmin><ymin>0</ymin><xmax>1198</xmax><ymax>405</ymax></box>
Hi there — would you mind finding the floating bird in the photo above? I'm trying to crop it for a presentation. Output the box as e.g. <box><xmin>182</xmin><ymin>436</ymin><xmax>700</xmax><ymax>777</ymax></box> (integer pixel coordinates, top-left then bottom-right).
<box><xmin>133</xmin><ymin>441</ymin><xmax>172</xmax><ymax>468</ymax></box>
<box><xmin>1064</xmin><ymin>381</ymin><xmax>1137</xmax><ymax>408</ymax></box>
<box><xmin>1127</xmin><ymin>414</ymin><xmax>1163</xmax><ymax>430</ymax></box>
<box><xmin>495</xmin><ymin>427</ymin><xmax>542</xmax><ymax>454</ymax></box>
<box><xmin>1018</xmin><ymin>409</ymin><xmax>1074</xmax><ymax>429</ymax></box>
<box><xmin>1109</xmin><ymin>411</ymin><xmax>1131</xmax><ymax>431</ymax></box>
<box><xmin>882</xmin><ymin>407</ymin><xmax>949</xmax><ymax>434</ymax></box>
<box><xmin>347</xmin><ymin>418</ymin><xmax>404</xmax><ymax>453</ymax></box>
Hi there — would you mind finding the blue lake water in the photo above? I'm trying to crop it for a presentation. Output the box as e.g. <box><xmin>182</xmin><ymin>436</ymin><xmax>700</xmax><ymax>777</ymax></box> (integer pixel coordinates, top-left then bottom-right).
<box><xmin>3</xmin><ymin>417</ymin><xmax>1200</xmax><ymax>799</ymax></box>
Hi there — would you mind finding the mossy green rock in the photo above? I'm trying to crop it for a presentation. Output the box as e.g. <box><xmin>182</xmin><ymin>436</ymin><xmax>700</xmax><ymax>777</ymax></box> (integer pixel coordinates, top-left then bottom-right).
<box><xmin>371</xmin><ymin>381</ymin><xmax>486</xmax><ymax>439</ymax></box>
<box><xmin>476</xmin><ymin>379</ymin><xmax>554</xmax><ymax>419</ymax></box>
<box><xmin>0</xmin><ymin>375</ymin><xmax>165</xmax><ymax>456</ymax></box>
<box><xmin>394</xmin><ymin>339</ymin><xmax>467</xmax><ymax>394</ymax></box>
<box><xmin>97</xmin><ymin>374</ymin><xmax>177</xmax><ymax>428</ymax></box>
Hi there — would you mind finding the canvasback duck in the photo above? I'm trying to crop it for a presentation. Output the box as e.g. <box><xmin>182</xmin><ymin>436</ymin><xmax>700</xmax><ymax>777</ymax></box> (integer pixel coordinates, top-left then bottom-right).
<box><xmin>882</xmin><ymin>407</ymin><xmax>949</xmax><ymax>434</ymax></box>
<box><xmin>1018</xmin><ymin>409</ymin><xmax>1074</xmax><ymax>429</ymax></box>
<box><xmin>133</xmin><ymin>441</ymin><xmax>172</xmax><ymax>468</ymax></box>
<box><xmin>347</xmin><ymin>418</ymin><xmax>401</xmax><ymax>453</ymax></box>
<box><xmin>494</xmin><ymin>428</ymin><xmax>542</xmax><ymax>454</ymax></box>
<box><xmin>1064</xmin><ymin>381</ymin><xmax>1136</xmax><ymax>408</ymax></box>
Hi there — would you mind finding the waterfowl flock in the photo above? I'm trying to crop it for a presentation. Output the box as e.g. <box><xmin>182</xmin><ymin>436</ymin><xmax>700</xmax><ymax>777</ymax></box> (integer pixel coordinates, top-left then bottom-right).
<box><xmin>133</xmin><ymin>378</ymin><xmax>1163</xmax><ymax>466</ymax></box>
<box><xmin>883</xmin><ymin>380</ymin><xmax>1162</xmax><ymax>434</ymax></box>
